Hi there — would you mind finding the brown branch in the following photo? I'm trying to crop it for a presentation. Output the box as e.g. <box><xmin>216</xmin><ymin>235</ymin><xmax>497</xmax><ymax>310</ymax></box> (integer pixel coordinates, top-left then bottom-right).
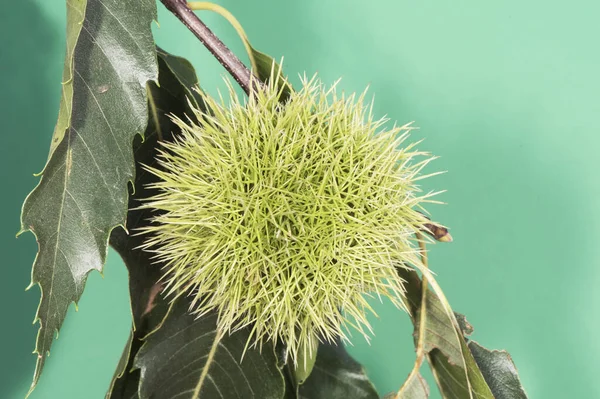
<box><xmin>159</xmin><ymin>0</ymin><xmax>262</xmax><ymax>95</ymax></box>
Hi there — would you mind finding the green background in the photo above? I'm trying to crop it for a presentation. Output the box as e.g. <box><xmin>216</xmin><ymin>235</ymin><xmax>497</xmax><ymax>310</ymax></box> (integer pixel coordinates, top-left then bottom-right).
<box><xmin>2</xmin><ymin>0</ymin><xmax>599</xmax><ymax>398</ymax></box>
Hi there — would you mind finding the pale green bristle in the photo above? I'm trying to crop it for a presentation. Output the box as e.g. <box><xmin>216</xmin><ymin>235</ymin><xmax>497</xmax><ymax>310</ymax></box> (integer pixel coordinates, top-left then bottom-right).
<box><xmin>138</xmin><ymin>73</ymin><xmax>437</xmax><ymax>364</ymax></box>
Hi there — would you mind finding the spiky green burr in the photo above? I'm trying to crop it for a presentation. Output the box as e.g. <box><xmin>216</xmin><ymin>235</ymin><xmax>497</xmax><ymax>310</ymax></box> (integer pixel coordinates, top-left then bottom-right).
<box><xmin>139</xmin><ymin>75</ymin><xmax>437</xmax><ymax>363</ymax></box>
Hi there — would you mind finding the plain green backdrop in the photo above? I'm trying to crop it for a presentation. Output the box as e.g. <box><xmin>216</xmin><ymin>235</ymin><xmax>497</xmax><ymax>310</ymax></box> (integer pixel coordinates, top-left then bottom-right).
<box><xmin>2</xmin><ymin>0</ymin><xmax>599</xmax><ymax>398</ymax></box>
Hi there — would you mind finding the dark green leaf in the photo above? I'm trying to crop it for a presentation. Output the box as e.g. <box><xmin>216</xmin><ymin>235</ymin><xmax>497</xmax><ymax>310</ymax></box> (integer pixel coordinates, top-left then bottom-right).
<box><xmin>134</xmin><ymin>298</ymin><xmax>286</xmax><ymax>399</ymax></box>
<box><xmin>468</xmin><ymin>342</ymin><xmax>529</xmax><ymax>399</ymax></box>
<box><xmin>297</xmin><ymin>341</ymin><xmax>378</xmax><ymax>399</ymax></box>
<box><xmin>20</xmin><ymin>0</ymin><xmax>158</xmax><ymax>392</ymax></box>
<box><xmin>397</xmin><ymin>268</ymin><xmax>528</xmax><ymax>399</ymax></box>
<box><xmin>107</xmin><ymin>49</ymin><xmax>203</xmax><ymax>399</ymax></box>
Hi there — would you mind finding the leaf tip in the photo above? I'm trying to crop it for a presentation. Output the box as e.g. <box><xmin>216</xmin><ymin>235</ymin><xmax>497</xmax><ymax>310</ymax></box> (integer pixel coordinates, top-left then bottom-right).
<box><xmin>25</xmin><ymin>281</ymin><xmax>35</xmax><ymax>292</ymax></box>
<box><xmin>16</xmin><ymin>227</ymin><xmax>28</xmax><ymax>238</ymax></box>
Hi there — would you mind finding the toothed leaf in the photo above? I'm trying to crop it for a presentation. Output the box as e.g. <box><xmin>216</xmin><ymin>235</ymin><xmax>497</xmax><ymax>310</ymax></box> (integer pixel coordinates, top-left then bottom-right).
<box><xmin>20</xmin><ymin>0</ymin><xmax>158</xmax><ymax>391</ymax></box>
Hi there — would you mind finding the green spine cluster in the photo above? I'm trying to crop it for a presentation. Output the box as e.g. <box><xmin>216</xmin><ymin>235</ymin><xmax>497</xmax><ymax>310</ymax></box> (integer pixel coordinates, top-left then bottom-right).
<box><xmin>139</xmin><ymin>75</ymin><xmax>437</xmax><ymax>362</ymax></box>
